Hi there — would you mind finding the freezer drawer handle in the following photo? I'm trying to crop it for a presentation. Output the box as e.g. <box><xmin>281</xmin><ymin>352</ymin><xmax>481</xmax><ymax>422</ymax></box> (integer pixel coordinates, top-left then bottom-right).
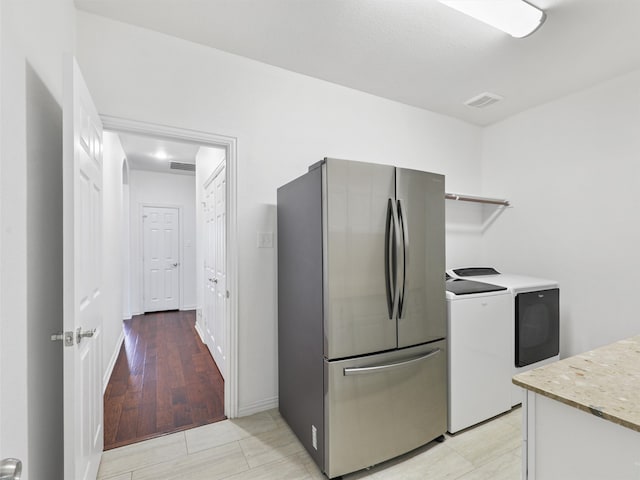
<box><xmin>343</xmin><ymin>348</ymin><xmax>441</xmax><ymax>376</ymax></box>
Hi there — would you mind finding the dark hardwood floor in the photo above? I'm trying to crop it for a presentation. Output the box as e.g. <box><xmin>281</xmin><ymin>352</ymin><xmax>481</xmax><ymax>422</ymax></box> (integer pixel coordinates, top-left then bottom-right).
<box><xmin>104</xmin><ymin>310</ymin><xmax>225</xmax><ymax>450</ymax></box>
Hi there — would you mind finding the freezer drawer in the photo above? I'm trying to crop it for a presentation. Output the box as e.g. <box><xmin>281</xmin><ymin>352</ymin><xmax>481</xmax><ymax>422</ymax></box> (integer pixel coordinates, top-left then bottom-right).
<box><xmin>324</xmin><ymin>340</ymin><xmax>447</xmax><ymax>478</ymax></box>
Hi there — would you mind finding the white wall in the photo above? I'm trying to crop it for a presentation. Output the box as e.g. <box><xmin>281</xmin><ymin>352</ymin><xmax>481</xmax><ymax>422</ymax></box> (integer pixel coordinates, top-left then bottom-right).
<box><xmin>0</xmin><ymin>0</ymin><xmax>75</xmax><ymax>477</ymax></box>
<box><xmin>129</xmin><ymin>169</ymin><xmax>197</xmax><ymax>314</ymax></box>
<box><xmin>195</xmin><ymin>146</ymin><xmax>226</xmax><ymax>331</ymax></box>
<box><xmin>0</xmin><ymin>3</ymin><xmax>3</xmax><ymax>457</ymax></box>
<box><xmin>481</xmin><ymin>68</ymin><xmax>640</xmax><ymax>358</ymax></box>
<box><xmin>75</xmin><ymin>12</ymin><xmax>483</xmax><ymax>415</ymax></box>
<box><xmin>0</xmin><ymin>2</ymin><xmax>4</xmax><ymax>459</ymax></box>
<box><xmin>445</xmin><ymin>201</ymin><xmax>489</xmax><ymax>268</ymax></box>
<box><xmin>102</xmin><ymin>131</ymin><xmax>126</xmax><ymax>388</ymax></box>
<box><xmin>24</xmin><ymin>61</ymin><xmax>65</xmax><ymax>480</ymax></box>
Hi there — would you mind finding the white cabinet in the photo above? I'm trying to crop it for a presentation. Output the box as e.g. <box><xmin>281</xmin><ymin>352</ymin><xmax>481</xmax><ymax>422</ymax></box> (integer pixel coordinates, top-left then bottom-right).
<box><xmin>523</xmin><ymin>391</ymin><xmax>640</xmax><ymax>479</ymax></box>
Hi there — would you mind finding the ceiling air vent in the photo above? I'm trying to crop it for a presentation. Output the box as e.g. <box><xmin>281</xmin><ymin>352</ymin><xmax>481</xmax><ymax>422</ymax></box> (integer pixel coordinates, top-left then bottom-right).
<box><xmin>170</xmin><ymin>161</ymin><xmax>196</xmax><ymax>172</ymax></box>
<box><xmin>464</xmin><ymin>92</ymin><xmax>503</xmax><ymax>109</ymax></box>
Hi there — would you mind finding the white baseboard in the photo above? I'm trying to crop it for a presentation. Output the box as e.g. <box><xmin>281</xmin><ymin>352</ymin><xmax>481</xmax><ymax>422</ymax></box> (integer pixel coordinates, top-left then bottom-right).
<box><xmin>181</xmin><ymin>305</ymin><xmax>197</xmax><ymax>311</ymax></box>
<box><xmin>103</xmin><ymin>329</ymin><xmax>125</xmax><ymax>394</ymax></box>
<box><xmin>194</xmin><ymin>321</ymin><xmax>206</xmax><ymax>343</ymax></box>
<box><xmin>237</xmin><ymin>396</ymin><xmax>279</xmax><ymax>417</ymax></box>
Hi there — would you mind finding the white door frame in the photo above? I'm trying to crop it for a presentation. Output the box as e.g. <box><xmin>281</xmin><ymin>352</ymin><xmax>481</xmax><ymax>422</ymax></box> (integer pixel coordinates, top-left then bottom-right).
<box><xmin>140</xmin><ymin>203</ymin><xmax>183</xmax><ymax>313</ymax></box>
<box><xmin>100</xmin><ymin>114</ymin><xmax>239</xmax><ymax>419</ymax></box>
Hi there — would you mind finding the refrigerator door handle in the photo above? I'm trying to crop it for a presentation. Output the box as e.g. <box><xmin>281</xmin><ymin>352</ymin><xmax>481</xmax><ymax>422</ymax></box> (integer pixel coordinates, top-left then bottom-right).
<box><xmin>385</xmin><ymin>198</ymin><xmax>400</xmax><ymax>320</ymax></box>
<box><xmin>343</xmin><ymin>348</ymin><xmax>441</xmax><ymax>376</ymax></box>
<box><xmin>397</xmin><ymin>198</ymin><xmax>408</xmax><ymax>319</ymax></box>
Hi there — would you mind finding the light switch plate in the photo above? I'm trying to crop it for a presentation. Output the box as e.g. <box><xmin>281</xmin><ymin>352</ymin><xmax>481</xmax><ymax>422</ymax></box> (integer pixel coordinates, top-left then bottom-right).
<box><xmin>257</xmin><ymin>231</ymin><xmax>273</xmax><ymax>248</ymax></box>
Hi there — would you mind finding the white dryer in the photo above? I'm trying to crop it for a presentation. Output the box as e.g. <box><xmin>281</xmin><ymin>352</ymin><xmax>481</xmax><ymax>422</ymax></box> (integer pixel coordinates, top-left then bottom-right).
<box><xmin>447</xmin><ymin>267</ymin><xmax>560</xmax><ymax>406</ymax></box>
<box><xmin>446</xmin><ymin>277</ymin><xmax>513</xmax><ymax>433</ymax></box>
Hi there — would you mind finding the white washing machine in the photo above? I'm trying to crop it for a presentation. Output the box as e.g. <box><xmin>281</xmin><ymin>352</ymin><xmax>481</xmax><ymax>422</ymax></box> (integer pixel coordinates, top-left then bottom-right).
<box><xmin>448</xmin><ymin>267</ymin><xmax>560</xmax><ymax>406</ymax></box>
<box><xmin>446</xmin><ymin>277</ymin><xmax>513</xmax><ymax>433</ymax></box>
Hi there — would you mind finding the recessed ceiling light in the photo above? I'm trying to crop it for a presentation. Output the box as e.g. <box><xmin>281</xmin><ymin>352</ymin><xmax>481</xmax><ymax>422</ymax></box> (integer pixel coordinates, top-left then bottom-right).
<box><xmin>438</xmin><ymin>0</ymin><xmax>546</xmax><ymax>38</ymax></box>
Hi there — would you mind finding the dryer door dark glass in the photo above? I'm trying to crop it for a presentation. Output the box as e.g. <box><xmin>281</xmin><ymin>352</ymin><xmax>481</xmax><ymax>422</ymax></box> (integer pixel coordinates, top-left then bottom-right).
<box><xmin>515</xmin><ymin>288</ymin><xmax>559</xmax><ymax>367</ymax></box>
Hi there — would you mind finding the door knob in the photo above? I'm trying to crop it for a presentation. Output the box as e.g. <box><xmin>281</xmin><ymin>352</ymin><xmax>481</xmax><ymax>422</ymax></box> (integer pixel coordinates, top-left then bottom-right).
<box><xmin>213</xmin><ymin>278</ymin><xmax>218</xmax><ymax>284</ymax></box>
<box><xmin>172</xmin><ymin>262</ymin><xmax>179</xmax><ymax>268</ymax></box>
<box><xmin>0</xmin><ymin>458</ymin><xmax>22</xmax><ymax>480</ymax></box>
<box><xmin>76</xmin><ymin>327</ymin><xmax>96</xmax><ymax>344</ymax></box>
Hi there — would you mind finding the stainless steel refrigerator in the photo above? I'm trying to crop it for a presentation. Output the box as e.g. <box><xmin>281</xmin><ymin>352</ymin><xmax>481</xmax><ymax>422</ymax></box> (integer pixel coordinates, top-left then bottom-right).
<box><xmin>277</xmin><ymin>158</ymin><xmax>447</xmax><ymax>479</ymax></box>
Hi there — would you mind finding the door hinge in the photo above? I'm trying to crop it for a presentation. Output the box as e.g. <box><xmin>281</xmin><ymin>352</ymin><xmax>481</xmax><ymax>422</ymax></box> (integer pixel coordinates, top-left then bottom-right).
<box><xmin>226</xmin><ymin>290</ymin><xmax>230</xmax><ymax>299</ymax></box>
<box><xmin>51</xmin><ymin>331</ymin><xmax>74</xmax><ymax>347</ymax></box>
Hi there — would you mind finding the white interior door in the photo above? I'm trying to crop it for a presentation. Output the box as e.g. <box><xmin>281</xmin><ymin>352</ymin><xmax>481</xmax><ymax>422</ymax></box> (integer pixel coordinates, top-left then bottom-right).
<box><xmin>143</xmin><ymin>206</ymin><xmax>180</xmax><ymax>312</ymax></box>
<box><xmin>62</xmin><ymin>57</ymin><xmax>104</xmax><ymax>480</ymax></box>
<box><xmin>214</xmin><ymin>165</ymin><xmax>227</xmax><ymax>378</ymax></box>
<box><xmin>204</xmin><ymin>180</ymin><xmax>216</xmax><ymax>357</ymax></box>
<box><xmin>203</xmin><ymin>164</ymin><xmax>227</xmax><ymax>378</ymax></box>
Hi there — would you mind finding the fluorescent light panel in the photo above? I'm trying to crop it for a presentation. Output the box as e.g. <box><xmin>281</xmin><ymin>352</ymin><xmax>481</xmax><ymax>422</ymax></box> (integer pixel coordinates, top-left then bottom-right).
<box><xmin>439</xmin><ymin>0</ymin><xmax>546</xmax><ymax>38</ymax></box>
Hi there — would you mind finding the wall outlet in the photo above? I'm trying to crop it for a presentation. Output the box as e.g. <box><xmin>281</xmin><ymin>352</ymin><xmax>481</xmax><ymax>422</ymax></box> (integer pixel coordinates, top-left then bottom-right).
<box><xmin>257</xmin><ymin>231</ymin><xmax>274</xmax><ymax>248</ymax></box>
<box><xmin>312</xmin><ymin>425</ymin><xmax>317</xmax><ymax>450</ymax></box>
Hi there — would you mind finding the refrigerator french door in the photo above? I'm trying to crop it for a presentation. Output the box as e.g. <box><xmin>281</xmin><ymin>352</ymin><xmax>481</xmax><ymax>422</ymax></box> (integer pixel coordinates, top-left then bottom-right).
<box><xmin>278</xmin><ymin>158</ymin><xmax>446</xmax><ymax>479</ymax></box>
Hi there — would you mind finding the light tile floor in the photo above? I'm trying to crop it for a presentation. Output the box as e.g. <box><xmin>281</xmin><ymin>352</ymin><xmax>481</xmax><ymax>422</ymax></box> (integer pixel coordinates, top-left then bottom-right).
<box><xmin>98</xmin><ymin>407</ymin><xmax>522</xmax><ymax>480</ymax></box>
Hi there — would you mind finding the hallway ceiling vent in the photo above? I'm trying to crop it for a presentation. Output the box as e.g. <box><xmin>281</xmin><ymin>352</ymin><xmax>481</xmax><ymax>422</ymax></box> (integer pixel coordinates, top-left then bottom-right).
<box><xmin>464</xmin><ymin>92</ymin><xmax>503</xmax><ymax>109</ymax></box>
<box><xmin>170</xmin><ymin>161</ymin><xmax>196</xmax><ymax>172</ymax></box>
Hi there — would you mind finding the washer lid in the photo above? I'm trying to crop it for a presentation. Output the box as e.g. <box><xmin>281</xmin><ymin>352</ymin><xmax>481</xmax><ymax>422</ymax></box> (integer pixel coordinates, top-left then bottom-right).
<box><xmin>451</xmin><ymin>267</ymin><xmax>501</xmax><ymax>277</ymax></box>
<box><xmin>445</xmin><ymin>278</ymin><xmax>507</xmax><ymax>295</ymax></box>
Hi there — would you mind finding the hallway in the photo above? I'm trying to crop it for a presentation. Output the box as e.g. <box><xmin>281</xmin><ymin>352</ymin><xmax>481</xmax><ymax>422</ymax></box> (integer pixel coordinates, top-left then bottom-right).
<box><xmin>104</xmin><ymin>310</ymin><xmax>225</xmax><ymax>450</ymax></box>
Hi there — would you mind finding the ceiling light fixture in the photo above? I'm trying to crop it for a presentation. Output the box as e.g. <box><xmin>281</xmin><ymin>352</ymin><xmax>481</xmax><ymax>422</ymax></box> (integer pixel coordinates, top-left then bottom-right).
<box><xmin>438</xmin><ymin>0</ymin><xmax>546</xmax><ymax>38</ymax></box>
<box><xmin>154</xmin><ymin>150</ymin><xmax>168</xmax><ymax>161</ymax></box>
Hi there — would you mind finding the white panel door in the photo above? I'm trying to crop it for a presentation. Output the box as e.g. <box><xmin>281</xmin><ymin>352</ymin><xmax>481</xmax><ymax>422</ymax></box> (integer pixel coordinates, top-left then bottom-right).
<box><xmin>143</xmin><ymin>206</ymin><xmax>180</xmax><ymax>312</ymax></box>
<box><xmin>203</xmin><ymin>164</ymin><xmax>227</xmax><ymax>378</ymax></box>
<box><xmin>213</xmin><ymin>165</ymin><xmax>227</xmax><ymax>378</ymax></box>
<box><xmin>62</xmin><ymin>57</ymin><xmax>104</xmax><ymax>480</ymax></box>
<box><xmin>204</xmin><ymin>180</ymin><xmax>216</xmax><ymax>358</ymax></box>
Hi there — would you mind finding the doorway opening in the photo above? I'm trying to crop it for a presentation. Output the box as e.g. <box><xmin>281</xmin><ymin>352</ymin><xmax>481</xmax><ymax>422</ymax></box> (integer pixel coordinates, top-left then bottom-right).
<box><xmin>100</xmin><ymin>116</ymin><xmax>238</xmax><ymax>449</ymax></box>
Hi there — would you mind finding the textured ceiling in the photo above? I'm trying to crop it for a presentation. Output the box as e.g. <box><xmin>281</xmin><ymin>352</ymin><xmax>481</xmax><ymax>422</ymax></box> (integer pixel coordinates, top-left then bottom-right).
<box><xmin>76</xmin><ymin>0</ymin><xmax>640</xmax><ymax>126</ymax></box>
